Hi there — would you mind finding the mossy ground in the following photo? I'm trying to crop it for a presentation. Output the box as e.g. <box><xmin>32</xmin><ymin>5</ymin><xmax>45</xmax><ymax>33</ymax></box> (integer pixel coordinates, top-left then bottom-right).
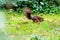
<box><xmin>1</xmin><ymin>10</ymin><xmax>60</xmax><ymax>40</ymax></box>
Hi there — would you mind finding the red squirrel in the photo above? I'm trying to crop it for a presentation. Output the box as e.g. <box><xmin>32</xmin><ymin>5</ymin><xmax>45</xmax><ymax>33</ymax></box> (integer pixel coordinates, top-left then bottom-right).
<box><xmin>23</xmin><ymin>7</ymin><xmax>44</xmax><ymax>23</ymax></box>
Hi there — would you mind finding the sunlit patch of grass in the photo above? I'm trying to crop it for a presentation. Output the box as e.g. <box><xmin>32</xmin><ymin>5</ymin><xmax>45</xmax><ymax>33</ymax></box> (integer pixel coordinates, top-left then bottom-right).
<box><xmin>3</xmin><ymin>10</ymin><xmax>60</xmax><ymax>40</ymax></box>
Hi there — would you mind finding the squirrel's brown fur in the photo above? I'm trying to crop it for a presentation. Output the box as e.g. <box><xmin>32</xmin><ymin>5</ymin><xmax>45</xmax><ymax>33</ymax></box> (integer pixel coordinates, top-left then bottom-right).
<box><xmin>23</xmin><ymin>7</ymin><xmax>44</xmax><ymax>23</ymax></box>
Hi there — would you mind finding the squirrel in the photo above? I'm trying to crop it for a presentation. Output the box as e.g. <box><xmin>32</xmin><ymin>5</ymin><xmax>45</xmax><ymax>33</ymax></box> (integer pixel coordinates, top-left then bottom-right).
<box><xmin>23</xmin><ymin>7</ymin><xmax>44</xmax><ymax>23</ymax></box>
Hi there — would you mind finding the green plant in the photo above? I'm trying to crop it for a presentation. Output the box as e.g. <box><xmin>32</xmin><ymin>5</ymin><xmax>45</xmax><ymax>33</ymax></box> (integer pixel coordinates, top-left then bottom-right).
<box><xmin>30</xmin><ymin>34</ymin><xmax>41</xmax><ymax>40</ymax></box>
<box><xmin>0</xmin><ymin>0</ymin><xmax>60</xmax><ymax>14</ymax></box>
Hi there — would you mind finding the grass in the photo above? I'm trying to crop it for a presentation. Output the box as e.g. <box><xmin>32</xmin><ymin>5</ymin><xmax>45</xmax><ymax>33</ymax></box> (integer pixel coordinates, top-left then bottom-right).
<box><xmin>2</xmin><ymin>10</ymin><xmax>60</xmax><ymax>40</ymax></box>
